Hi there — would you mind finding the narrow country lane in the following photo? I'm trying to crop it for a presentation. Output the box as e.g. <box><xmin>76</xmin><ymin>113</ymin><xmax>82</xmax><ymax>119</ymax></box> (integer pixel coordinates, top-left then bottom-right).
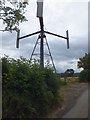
<box><xmin>62</xmin><ymin>89</ymin><xmax>88</xmax><ymax>118</ymax></box>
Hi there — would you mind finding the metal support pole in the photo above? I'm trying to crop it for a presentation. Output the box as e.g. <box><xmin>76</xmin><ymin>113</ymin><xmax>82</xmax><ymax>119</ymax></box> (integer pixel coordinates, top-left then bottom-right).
<box><xmin>45</xmin><ymin>37</ymin><xmax>56</xmax><ymax>73</ymax></box>
<box><xmin>39</xmin><ymin>17</ymin><xmax>44</xmax><ymax>67</ymax></box>
<box><xmin>30</xmin><ymin>36</ymin><xmax>40</xmax><ymax>62</ymax></box>
<box><xmin>40</xmin><ymin>31</ymin><xmax>44</xmax><ymax>67</ymax></box>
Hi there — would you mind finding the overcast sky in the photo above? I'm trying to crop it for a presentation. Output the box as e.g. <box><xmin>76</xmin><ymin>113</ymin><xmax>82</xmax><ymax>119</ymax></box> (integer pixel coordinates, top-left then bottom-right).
<box><xmin>0</xmin><ymin>0</ymin><xmax>88</xmax><ymax>73</ymax></box>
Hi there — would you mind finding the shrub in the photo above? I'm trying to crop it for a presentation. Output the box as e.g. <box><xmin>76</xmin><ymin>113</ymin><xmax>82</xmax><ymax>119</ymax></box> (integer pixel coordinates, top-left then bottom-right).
<box><xmin>2</xmin><ymin>56</ymin><xmax>61</xmax><ymax>118</ymax></box>
<box><xmin>79</xmin><ymin>69</ymin><xmax>90</xmax><ymax>82</ymax></box>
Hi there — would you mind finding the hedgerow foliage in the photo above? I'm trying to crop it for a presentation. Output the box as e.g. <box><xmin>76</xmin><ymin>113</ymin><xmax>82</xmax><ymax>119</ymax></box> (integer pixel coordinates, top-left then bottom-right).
<box><xmin>2</xmin><ymin>56</ymin><xmax>61</xmax><ymax>118</ymax></box>
<box><xmin>79</xmin><ymin>69</ymin><xmax>90</xmax><ymax>82</ymax></box>
<box><xmin>78</xmin><ymin>53</ymin><xmax>90</xmax><ymax>82</ymax></box>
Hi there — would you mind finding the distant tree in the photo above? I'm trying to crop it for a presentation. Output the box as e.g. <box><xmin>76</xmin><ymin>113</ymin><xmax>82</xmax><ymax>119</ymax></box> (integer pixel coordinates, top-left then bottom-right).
<box><xmin>65</xmin><ymin>69</ymin><xmax>74</xmax><ymax>77</ymax></box>
<box><xmin>0</xmin><ymin>0</ymin><xmax>28</xmax><ymax>32</ymax></box>
<box><xmin>77</xmin><ymin>53</ymin><xmax>90</xmax><ymax>70</ymax></box>
<box><xmin>77</xmin><ymin>53</ymin><xmax>90</xmax><ymax>82</ymax></box>
<box><xmin>64</xmin><ymin>69</ymin><xmax>74</xmax><ymax>82</ymax></box>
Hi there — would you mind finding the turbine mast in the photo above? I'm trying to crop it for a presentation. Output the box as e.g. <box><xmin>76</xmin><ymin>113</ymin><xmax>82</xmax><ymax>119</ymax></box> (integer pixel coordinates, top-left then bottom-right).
<box><xmin>37</xmin><ymin>0</ymin><xmax>44</xmax><ymax>67</ymax></box>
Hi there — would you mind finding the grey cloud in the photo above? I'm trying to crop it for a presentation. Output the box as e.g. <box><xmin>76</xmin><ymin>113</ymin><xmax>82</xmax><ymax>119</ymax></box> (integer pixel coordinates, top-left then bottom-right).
<box><xmin>0</xmin><ymin>1</ymin><xmax>88</xmax><ymax>73</ymax></box>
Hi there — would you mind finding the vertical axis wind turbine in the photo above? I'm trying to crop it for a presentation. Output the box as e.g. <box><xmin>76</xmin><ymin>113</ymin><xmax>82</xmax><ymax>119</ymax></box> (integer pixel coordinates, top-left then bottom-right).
<box><xmin>16</xmin><ymin>0</ymin><xmax>69</xmax><ymax>73</ymax></box>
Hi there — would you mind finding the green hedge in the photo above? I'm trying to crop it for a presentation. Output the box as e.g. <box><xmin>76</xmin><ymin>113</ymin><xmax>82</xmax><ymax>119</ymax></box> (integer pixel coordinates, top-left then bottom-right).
<box><xmin>79</xmin><ymin>69</ymin><xmax>90</xmax><ymax>82</ymax></box>
<box><xmin>2</xmin><ymin>56</ymin><xmax>61</xmax><ymax>118</ymax></box>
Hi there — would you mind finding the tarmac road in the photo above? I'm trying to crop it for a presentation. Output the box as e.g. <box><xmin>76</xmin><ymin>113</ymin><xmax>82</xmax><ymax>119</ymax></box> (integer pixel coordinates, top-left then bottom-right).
<box><xmin>62</xmin><ymin>89</ymin><xmax>88</xmax><ymax>118</ymax></box>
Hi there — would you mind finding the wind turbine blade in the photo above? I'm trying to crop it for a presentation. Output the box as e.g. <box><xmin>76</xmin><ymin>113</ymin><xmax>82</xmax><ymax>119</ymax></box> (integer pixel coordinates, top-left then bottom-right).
<box><xmin>37</xmin><ymin>0</ymin><xmax>43</xmax><ymax>17</ymax></box>
<box><xmin>66</xmin><ymin>30</ymin><xmax>69</xmax><ymax>49</ymax></box>
<box><xmin>16</xmin><ymin>30</ymin><xmax>20</xmax><ymax>48</ymax></box>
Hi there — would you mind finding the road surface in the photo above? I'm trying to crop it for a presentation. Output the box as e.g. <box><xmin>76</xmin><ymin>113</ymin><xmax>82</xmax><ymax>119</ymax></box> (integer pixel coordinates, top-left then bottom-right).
<box><xmin>62</xmin><ymin>89</ymin><xmax>88</xmax><ymax>118</ymax></box>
